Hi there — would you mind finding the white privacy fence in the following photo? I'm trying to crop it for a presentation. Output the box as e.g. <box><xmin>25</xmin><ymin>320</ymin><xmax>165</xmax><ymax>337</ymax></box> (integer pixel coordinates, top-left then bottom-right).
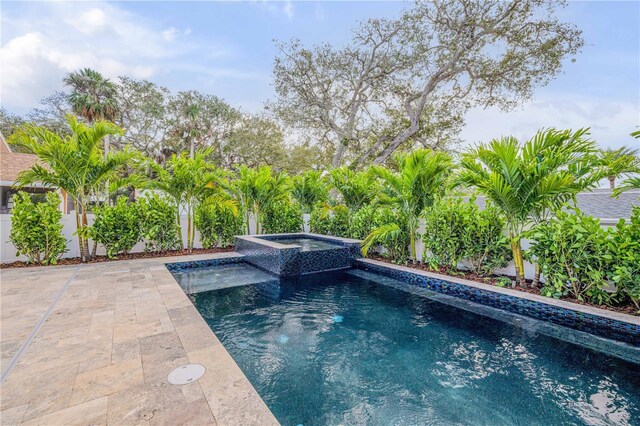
<box><xmin>0</xmin><ymin>213</ymin><xmax>619</xmax><ymax>281</ymax></box>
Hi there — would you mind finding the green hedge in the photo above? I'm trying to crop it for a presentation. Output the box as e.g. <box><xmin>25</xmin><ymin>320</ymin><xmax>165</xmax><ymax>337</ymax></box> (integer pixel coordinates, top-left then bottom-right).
<box><xmin>10</xmin><ymin>191</ymin><xmax>67</xmax><ymax>265</ymax></box>
<box><xmin>90</xmin><ymin>198</ymin><xmax>142</xmax><ymax>258</ymax></box>
<box><xmin>422</xmin><ymin>198</ymin><xmax>511</xmax><ymax>275</ymax></box>
<box><xmin>138</xmin><ymin>193</ymin><xmax>181</xmax><ymax>252</ymax></box>
<box><xmin>262</xmin><ymin>200</ymin><xmax>303</xmax><ymax>234</ymax></box>
<box><xmin>195</xmin><ymin>203</ymin><xmax>244</xmax><ymax>248</ymax></box>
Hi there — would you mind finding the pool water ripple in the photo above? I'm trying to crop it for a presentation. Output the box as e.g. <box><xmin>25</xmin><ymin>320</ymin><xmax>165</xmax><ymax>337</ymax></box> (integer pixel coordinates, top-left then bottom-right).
<box><xmin>190</xmin><ymin>269</ymin><xmax>640</xmax><ymax>426</ymax></box>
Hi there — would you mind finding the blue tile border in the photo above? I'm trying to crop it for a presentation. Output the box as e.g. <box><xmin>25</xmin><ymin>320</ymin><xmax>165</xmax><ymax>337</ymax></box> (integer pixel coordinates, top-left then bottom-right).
<box><xmin>355</xmin><ymin>259</ymin><xmax>640</xmax><ymax>346</ymax></box>
<box><xmin>164</xmin><ymin>254</ymin><xmax>245</xmax><ymax>272</ymax></box>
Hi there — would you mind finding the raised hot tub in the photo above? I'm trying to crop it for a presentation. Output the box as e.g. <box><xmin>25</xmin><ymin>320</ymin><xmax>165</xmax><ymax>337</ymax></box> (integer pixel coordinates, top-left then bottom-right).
<box><xmin>235</xmin><ymin>233</ymin><xmax>362</xmax><ymax>276</ymax></box>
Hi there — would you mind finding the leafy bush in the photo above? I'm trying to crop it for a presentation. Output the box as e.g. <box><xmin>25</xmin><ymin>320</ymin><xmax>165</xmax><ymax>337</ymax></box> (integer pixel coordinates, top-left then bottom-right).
<box><xmin>10</xmin><ymin>191</ymin><xmax>67</xmax><ymax>265</ymax></box>
<box><xmin>349</xmin><ymin>205</ymin><xmax>378</xmax><ymax>240</ymax></box>
<box><xmin>90</xmin><ymin>198</ymin><xmax>142</xmax><ymax>258</ymax></box>
<box><xmin>607</xmin><ymin>207</ymin><xmax>640</xmax><ymax>310</ymax></box>
<box><xmin>422</xmin><ymin>198</ymin><xmax>511</xmax><ymax>274</ymax></box>
<box><xmin>262</xmin><ymin>200</ymin><xmax>303</xmax><ymax>234</ymax></box>
<box><xmin>195</xmin><ymin>201</ymin><xmax>243</xmax><ymax>248</ymax></box>
<box><xmin>525</xmin><ymin>209</ymin><xmax>611</xmax><ymax>303</ymax></box>
<box><xmin>138</xmin><ymin>193</ymin><xmax>181</xmax><ymax>252</ymax></box>
<box><xmin>329</xmin><ymin>205</ymin><xmax>350</xmax><ymax>237</ymax></box>
<box><xmin>422</xmin><ymin>198</ymin><xmax>469</xmax><ymax>270</ymax></box>
<box><xmin>309</xmin><ymin>205</ymin><xmax>332</xmax><ymax>234</ymax></box>
<box><xmin>363</xmin><ymin>208</ymin><xmax>411</xmax><ymax>263</ymax></box>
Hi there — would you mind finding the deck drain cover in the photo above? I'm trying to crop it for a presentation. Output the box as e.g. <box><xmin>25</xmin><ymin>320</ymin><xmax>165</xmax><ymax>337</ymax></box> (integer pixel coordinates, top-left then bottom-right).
<box><xmin>168</xmin><ymin>364</ymin><xmax>205</xmax><ymax>385</ymax></box>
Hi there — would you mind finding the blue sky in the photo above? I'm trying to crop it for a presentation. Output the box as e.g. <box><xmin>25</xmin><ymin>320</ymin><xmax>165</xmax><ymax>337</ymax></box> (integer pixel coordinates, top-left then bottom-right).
<box><xmin>1</xmin><ymin>1</ymin><xmax>639</xmax><ymax>148</ymax></box>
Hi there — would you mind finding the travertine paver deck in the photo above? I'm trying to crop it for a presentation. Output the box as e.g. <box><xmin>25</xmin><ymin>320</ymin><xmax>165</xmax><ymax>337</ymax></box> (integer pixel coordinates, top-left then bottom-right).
<box><xmin>0</xmin><ymin>253</ymin><xmax>279</xmax><ymax>426</ymax></box>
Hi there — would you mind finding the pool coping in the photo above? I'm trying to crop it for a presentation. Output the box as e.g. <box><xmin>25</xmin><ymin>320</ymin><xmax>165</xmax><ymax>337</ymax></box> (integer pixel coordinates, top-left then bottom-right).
<box><xmin>357</xmin><ymin>258</ymin><xmax>640</xmax><ymax>327</ymax></box>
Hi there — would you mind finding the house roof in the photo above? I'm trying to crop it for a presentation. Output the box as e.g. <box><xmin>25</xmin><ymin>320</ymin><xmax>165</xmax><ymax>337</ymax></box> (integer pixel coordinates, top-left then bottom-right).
<box><xmin>0</xmin><ymin>132</ymin><xmax>39</xmax><ymax>184</ymax></box>
<box><xmin>475</xmin><ymin>188</ymin><xmax>639</xmax><ymax>220</ymax></box>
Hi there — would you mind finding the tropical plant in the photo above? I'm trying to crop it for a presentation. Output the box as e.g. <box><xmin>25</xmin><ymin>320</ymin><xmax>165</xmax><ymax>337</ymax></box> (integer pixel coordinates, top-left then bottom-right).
<box><xmin>599</xmin><ymin>146</ymin><xmax>640</xmax><ymax>189</ymax></box>
<box><xmin>11</xmin><ymin>115</ymin><xmax>136</xmax><ymax>262</ymax></box>
<box><xmin>362</xmin><ymin>208</ymin><xmax>410</xmax><ymax>263</ymax></box>
<box><xmin>614</xmin><ymin>177</ymin><xmax>640</xmax><ymax>196</ymax></box>
<box><xmin>370</xmin><ymin>149</ymin><xmax>454</xmax><ymax>260</ymax></box>
<box><xmin>195</xmin><ymin>200</ymin><xmax>243</xmax><ymax>248</ymax></box>
<box><xmin>329</xmin><ymin>167</ymin><xmax>377</xmax><ymax>211</ymax></box>
<box><xmin>607</xmin><ymin>207</ymin><xmax>640</xmax><ymax>310</ymax></box>
<box><xmin>525</xmin><ymin>209</ymin><xmax>611</xmax><ymax>303</ymax></box>
<box><xmin>309</xmin><ymin>204</ymin><xmax>333</xmax><ymax>235</ymax></box>
<box><xmin>422</xmin><ymin>197</ymin><xmax>511</xmax><ymax>275</ymax></box>
<box><xmin>64</xmin><ymin>68</ymin><xmax>119</xmax><ymax>155</ymax></box>
<box><xmin>10</xmin><ymin>191</ymin><xmax>67</xmax><ymax>265</ymax></box>
<box><xmin>349</xmin><ymin>205</ymin><xmax>378</xmax><ymax>240</ymax></box>
<box><xmin>457</xmin><ymin>128</ymin><xmax>599</xmax><ymax>285</ymax></box>
<box><xmin>147</xmin><ymin>150</ymin><xmax>232</xmax><ymax>252</ymax></box>
<box><xmin>262</xmin><ymin>200</ymin><xmax>304</xmax><ymax>234</ymax></box>
<box><xmin>422</xmin><ymin>197</ymin><xmax>472</xmax><ymax>271</ymax></box>
<box><xmin>89</xmin><ymin>198</ymin><xmax>142</xmax><ymax>258</ymax></box>
<box><xmin>137</xmin><ymin>193</ymin><xmax>181</xmax><ymax>252</ymax></box>
<box><xmin>329</xmin><ymin>205</ymin><xmax>351</xmax><ymax>237</ymax></box>
<box><xmin>291</xmin><ymin>170</ymin><xmax>328</xmax><ymax>214</ymax></box>
<box><xmin>235</xmin><ymin>165</ymin><xmax>290</xmax><ymax>234</ymax></box>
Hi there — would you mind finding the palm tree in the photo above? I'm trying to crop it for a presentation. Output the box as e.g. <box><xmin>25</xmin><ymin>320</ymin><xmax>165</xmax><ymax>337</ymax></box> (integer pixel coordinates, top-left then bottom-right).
<box><xmin>457</xmin><ymin>128</ymin><xmax>599</xmax><ymax>286</ymax></box>
<box><xmin>64</xmin><ymin>68</ymin><xmax>119</xmax><ymax>154</ymax></box>
<box><xmin>148</xmin><ymin>151</ymin><xmax>233</xmax><ymax>252</ymax></box>
<box><xmin>329</xmin><ymin>167</ymin><xmax>377</xmax><ymax>211</ymax></box>
<box><xmin>10</xmin><ymin>115</ymin><xmax>134</xmax><ymax>262</ymax></box>
<box><xmin>235</xmin><ymin>165</ymin><xmax>290</xmax><ymax>234</ymax></box>
<box><xmin>367</xmin><ymin>149</ymin><xmax>454</xmax><ymax>261</ymax></box>
<box><xmin>292</xmin><ymin>171</ymin><xmax>328</xmax><ymax>214</ymax></box>
<box><xmin>599</xmin><ymin>147</ymin><xmax>640</xmax><ymax>189</ymax></box>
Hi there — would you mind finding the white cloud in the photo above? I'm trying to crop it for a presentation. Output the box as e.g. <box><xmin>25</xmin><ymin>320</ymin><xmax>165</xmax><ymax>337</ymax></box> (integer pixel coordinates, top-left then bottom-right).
<box><xmin>314</xmin><ymin>3</ymin><xmax>325</xmax><ymax>22</ymax></box>
<box><xmin>0</xmin><ymin>2</ymin><xmax>229</xmax><ymax>112</ymax></box>
<box><xmin>283</xmin><ymin>1</ymin><xmax>294</xmax><ymax>21</ymax></box>
<box><xmin>460</xmin><ymin>95</ymin><xmax>640</xmax><ymax>150</ymax></box>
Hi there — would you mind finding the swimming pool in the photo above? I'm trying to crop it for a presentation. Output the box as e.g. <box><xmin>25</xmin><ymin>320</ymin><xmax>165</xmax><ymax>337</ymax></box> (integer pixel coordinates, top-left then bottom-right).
<box><xmin>188</xmin><ymin>267</ymin><xmax>640</xmax><ymax>425</ymax></box>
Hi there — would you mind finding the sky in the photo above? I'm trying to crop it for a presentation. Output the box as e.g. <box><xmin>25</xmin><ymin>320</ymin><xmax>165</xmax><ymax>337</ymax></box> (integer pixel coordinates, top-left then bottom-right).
<box><xmin>1</xmin><ymin>0</ymin><xmax>639</xmax><ymax>149</ymax></box>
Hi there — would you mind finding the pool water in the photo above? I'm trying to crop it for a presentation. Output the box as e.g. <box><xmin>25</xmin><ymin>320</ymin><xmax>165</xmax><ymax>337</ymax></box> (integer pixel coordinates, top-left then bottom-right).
<box><xmin>171</xmin><ymin>263</ymin><xmax>278</xmax><ymax>294</ymax></box>
<box><xmin>190</xmin><ymin>269</ymin><xmax>640</xmax><ymax>426</ymax></box>
<box><xmin>263</xmin><ymin>237</ymin><xmax>341</xmax><ymax>251</ymax></box>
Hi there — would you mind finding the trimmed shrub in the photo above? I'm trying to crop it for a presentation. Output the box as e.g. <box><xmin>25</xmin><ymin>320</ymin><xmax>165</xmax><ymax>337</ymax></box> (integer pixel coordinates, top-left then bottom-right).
<box><xmin>329</xmin><ymin>205</ymin><xmax>350</xmax><ymax>237</ymax></box>
<box><xmin>195</xmin><ymin>202</ymin><xmax>244</xmax><ymax>248</ymax></box>
<box><xmin>422</xmin><ymin>198</ymin><xmax>511</xmax><ymax>274</ymax></box>
<box><xmin>309</xmin><ymin>204</ymin><xmax>350</xmax><ymax>237</ymax></box>
<box><xmin>525</xmin><ymin>209</ymin><xmax>610</xmax><ymax>303</ymax></box>
<box><xmin>349</xmin><ymin>205</ymin><xmax>378</xmax><ymax>240</ymax></box>
<box><xmin>309</xmin><ymin>205</ymin><xmax>333</xmax><ymax>235</ymax></box>
<box><xmin>138</xmin><ymin>193</ymin><xmax>181</xmax><ymax>252</ymax></box>
<box><xmin>90</xmin><ymin>198</ymin><xmax>142</xmax><ymax>258</ymax></box>
<box><xmin>608</xmin><ymin>207</ymin><xmax>640</xmax><ymax>310</ymax></box>
<box><xmin>262</xmin><ymin>200</ymin><xmax>303</xmax><ymax>234</ymax></box>
<box><xmin>10</xmin><ymin>191</ymin><xmax>67</xmax><ymax>264</ymax></box>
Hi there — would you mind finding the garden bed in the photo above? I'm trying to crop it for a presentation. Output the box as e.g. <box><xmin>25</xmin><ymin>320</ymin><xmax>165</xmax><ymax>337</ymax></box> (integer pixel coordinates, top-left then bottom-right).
<box><xmin>0</xmin><ymin>247</ymin><xmax>235</xmax><ymax>269</ymax></box>
<box><xmin>368</xmin><ymin>255</ymin><xmax>639</xmax><ymax>316</ymax></box>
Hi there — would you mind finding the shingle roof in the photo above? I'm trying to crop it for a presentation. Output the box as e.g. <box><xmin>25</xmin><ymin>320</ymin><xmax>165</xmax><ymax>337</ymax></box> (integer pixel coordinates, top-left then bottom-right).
<box><xmin>0</xmin><ymin>133</ymin><xmax>39</xmax><ymax>183</ymax></box>
<box><xmin>474</xmin><ymin>188</ymin><xmax>639</xmax><ymax>220</ymax></box>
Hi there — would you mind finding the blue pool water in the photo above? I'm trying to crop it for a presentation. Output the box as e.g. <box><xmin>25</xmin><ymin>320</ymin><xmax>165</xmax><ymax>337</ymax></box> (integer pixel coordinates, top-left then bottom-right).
<box><xmin>190</xmin><ymin>268</ymin><xmax>640</xmax><ymax>426</ymax></box>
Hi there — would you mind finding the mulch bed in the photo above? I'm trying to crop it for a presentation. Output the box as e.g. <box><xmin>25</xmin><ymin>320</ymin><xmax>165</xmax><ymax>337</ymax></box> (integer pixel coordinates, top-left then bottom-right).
<box><xmin>0</xmin><ymin>247</ymin><xmax>235</xmax><ymax>269</ymax></box>
<box><xmin>368</xmin><ymin>255</ymin><xmax>639</xmax><ymax>317</ymax></box>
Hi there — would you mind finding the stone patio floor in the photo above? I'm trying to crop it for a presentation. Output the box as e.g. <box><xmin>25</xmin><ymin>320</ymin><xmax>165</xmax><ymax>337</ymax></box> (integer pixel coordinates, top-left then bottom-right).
<box><xmin>0</xmin><ymin>253</ymin><xmax>278</xmax><ymax>426</ymax></box>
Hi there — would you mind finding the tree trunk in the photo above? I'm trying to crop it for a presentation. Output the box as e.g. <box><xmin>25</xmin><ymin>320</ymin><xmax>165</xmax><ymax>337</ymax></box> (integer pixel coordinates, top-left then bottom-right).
<box><xmin>176</xmin><ymin>209</ymin><xmax>184</xmax><ymax>249</ymax></box>
<box><xmin>105</xmin><ymin>134</ymin><xmax>111</xmax><ymax>200</ymax></box>
<box><xmin>74</xmin><ymin>210</ymin><xmax>86</xmax><ymax>262</ymax></box>
<box><xmin>532</xmin><ymin>263</ymin><xmax>541</xmax><ymax>288</ymax></box>
<box><xmin>80</xmin><ymin>210</ymin><xmax>90</xmax><ymax>262</ymax></box>
<box><xmin>332</xmin><ymin>142</ymin><xmax>348</xmax><ymax>168</ymax></box>
<box><xmin>609</xmin><ymin>175</ymin><xmax>616</xmax><ymax>189</ymax></box>
<box><xmin>510</xmin><ymin>235</ymin><xmax>525</xmax><ymax>285</ymax></box>
<box><xmin>190</xmin><ymin>138</ymin><xmax>195</xmax><ymax>159</ymax></box>
<box><xmin>187</xmin><ymin>205</ymin><xmax>192</xmax><ymax>253</ymax></box>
